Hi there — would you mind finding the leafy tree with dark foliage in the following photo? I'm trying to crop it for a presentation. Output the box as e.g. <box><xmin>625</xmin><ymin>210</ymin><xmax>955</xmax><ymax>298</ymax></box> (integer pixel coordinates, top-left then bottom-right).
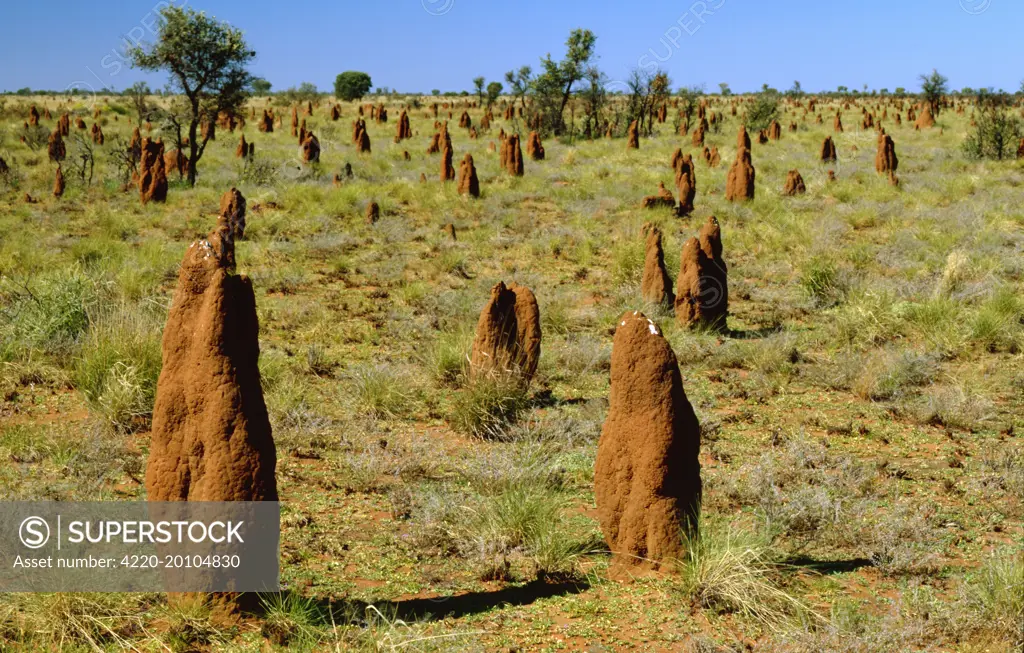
<box><xmin>334</xmin><ymin>72</ymin><xmax>373</xmax><ymax>102</ymax></box>
<box><xmin>128</xmin><ymin>6</ymin><xmax>254</xmax><ymax>187</ymax></box>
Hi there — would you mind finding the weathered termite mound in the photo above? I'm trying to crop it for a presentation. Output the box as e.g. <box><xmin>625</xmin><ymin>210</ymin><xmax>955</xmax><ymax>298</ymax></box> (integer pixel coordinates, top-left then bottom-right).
<box><xmin>440</xmin><ymin>131</ymin><xmax>455</xmax><ymax>182</ymax></box>
<box><xmin>782</xmin><ymin>169</ymin><xmax>806</xmax><ymax>196</ymax></box>
<box><xmin>914</xmin><ymin>104</ymin><xmax>935</xmax><ymax>129</ymax></box>
<box><xmin>674</xmin><ymin>153</ymin><xmax>696</xmax><ymax>217</ymax></box>
<box><xmin>500</xmin><ymin>134</ymin><xmax>524</xmax><ymax>176</ymax></box>
<box><xmin>301</xmin><ymin>132</ymin><xmax>320</xmax><ymax>163</ymax></box>
<box><xmin>675</xmin><ymin>216</ymin><xmax>728</xmax><ymax>331</ymax></box>
<box><xmin>469</xmin><ymin>282</ymin><xmax>541</xmax><ymax>385</ymax></box>
<box><xmin>725</xmin><ymin>147</ymin><xmax>755</xmax><ymax>201</ymax></box>
<box><xmin>53</xmin><ymin>164</ymin><xmax>64</xmax><ymax>198</ymax></box>
<box><xmin>395</xmin><ymin>110</ymin><xmax>412</xmax><ymax>141</ymax></box>
<box><xmin>145</xmin><ymin>217</ymin><xmax>278</xmax><ymax>502</ymax></box>
<box><xmin>139</xmin><ymin>137</ymin><xmax>168</xmax><ymax>204</ymax></box>
<box><xmin>626</xmin><ymin>120</ymin><xmax>639</xmax><ymax>149</ymax></box>
<box><xmin>47</xmin><ymin>128</ymin><xmax>65</xmax><ymax>162</ymax></box>
<box><xmin>526</xmin><ymin>131</ymin><xmax>545</xmax><ymax>160</ymax></box>
<box><xmin>641</xmin><ymin>182</ymin><xmax>675</xmax><ymax>209</ymax></box>
<box><xmin>219</xmin><ymin>187</ymin><xmax>246</xmax><ymax>239</ymax></box>
<box><xmin>875</xmin><ymin>133</ymin><xmax>898</xmax><ymax>174</ymax></box>
<box><xmin>594</xmin><ymin>311</ymin><xmax>701</xmax><ymax>572</ymax></box>
<box><xmin>457</xmin><ymin>153</ymin><xmax>479</xmax><ymax>197</ymax></box>
<box><xmin>820</xmin><ymin>136</ymin><xmax>837</xmax><ymax>163</ymax></box>
<box><xmin>640</xmin><ymin>225</ymin><xmax>674</xmax><ymax>308</ymax></box>
<box><xmin>365</xmin><ymin>201</ymin><xmax>380</xmax><ymax>224</ymax></box>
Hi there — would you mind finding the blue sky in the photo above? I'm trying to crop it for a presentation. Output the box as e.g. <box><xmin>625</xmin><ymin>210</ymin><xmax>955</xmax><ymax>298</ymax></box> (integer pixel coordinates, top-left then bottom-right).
<box><xmin>0</xmin><ymin>0</ymin><xmax>1019</xmax><ymax>94</ymax></box>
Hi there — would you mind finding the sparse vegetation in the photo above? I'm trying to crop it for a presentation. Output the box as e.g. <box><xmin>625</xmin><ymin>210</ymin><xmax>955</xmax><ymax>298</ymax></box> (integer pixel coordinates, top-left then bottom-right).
<box><xmin>0</xmin><ymin>40</ymin><xmax>1021</xmax><ymax>652</ymax></box>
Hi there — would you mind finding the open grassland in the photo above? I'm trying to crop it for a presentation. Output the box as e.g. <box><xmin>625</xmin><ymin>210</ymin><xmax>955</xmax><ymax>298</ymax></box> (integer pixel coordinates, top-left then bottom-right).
<box><xmin>0</xmin><ymin>93</ymin><xmax>1022</xmax><ymax>651</ymax></box>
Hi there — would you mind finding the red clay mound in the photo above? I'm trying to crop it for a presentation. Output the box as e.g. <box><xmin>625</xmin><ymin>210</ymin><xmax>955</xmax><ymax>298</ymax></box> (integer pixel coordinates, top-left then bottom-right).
<box><xmin>355</xmin><ymin>121</ymin><xmax>371</xmax><ymax>154</ymax></box>
<box><xmin>145</xmin><ymin>217</ymin><xmax>277</xmax><ymax>502</ymax></box>
<box><xmin>236</xmin><ymin>134</ymin><xmax>248</xmax><ymax>159</ymax></box>
<box><xmin>820</xmin><ymin>136</ymin><xmax>837</xmax><ymax>163</ymax></box>
<box><xmin>626</xmin><ymin>120</ymin><xmax>639</xmax><ymax>149</ymax></box>
<box><xmin>457</xmin><ymin>153</ymin><xmax>479</xmax><ymax>197</ymax></box>
<box><xmin>641</xmin><ymin>182</ymin><xmax>675</xmax><ymax>209</ymax></box>
<box><xmin>440</xmin><ymin>130</ymin><xmax>455</xmax><ymax>182</ymax></box>
<box><xmin>47</xmin><ymin>128</ymin><xmax>65</xmax><ymax>162</ymax></box>
<box><xmin>767</xmin><ymin>120</ymin><xmax>781</xmax><ymax>141</ymax></box>
<box><xmin>219</xmin><ymin>187</ymin><xmax>247</xmax><ymax>239</ymax></box>
<box><xmin>258</xmin><ymin>110</ymin><xmax>274</xmax><ymax>133</ymax></box>
<box><xmin>526</xmin><ymin>131</ymin><xmax>545</xmax><ymax>160</ymax></box>
<box><xmin>725</xmin><ymin>147</ymin><xmax>755</xmax><ymax>202</ymax></box>
<box><xmin>290</xmin><ymin>106</ymin><xmax>299</xmax><ymax>138</ymax></box>
<box><xmin>594</xmin><ymin>311</ymin><xmax>701</xmax><ymax>572</ymax></box>
<box><xmin>691</xmin><ymin>124</ymin><xmax>705</xmax><ymax>147</ymax></box>
<box><xmin>782</xmin><ymin>169</ymin><xmax>806</xmax><ymax>196</ymax></box>
<box><xmin>915</xmin><ymin>104</ymin><xmax>935</xmax><ymax>129</ymax></box>
<box><xmin>139</xmin><ymin>137</ymin><xmax>168</xmax><ymax>204</ymax></box>
<box><xmin>28</xmin><ymin>105</ymin><xmax>40</xmax><ymax>126</ymax></box>
<box><xmin>396</xmin><ymin>110</ymin><xmax>412</xmax><ymax>141</ymax></box>
<box><xmin>736</xmin><ymin>125</ymin><xmax>751</xmax><ymax>151</ymax></box>
<box><xmin>875</xmin><ymin>133</ymin><xmax>898</xmax><ymax>174</ymax></box>
<box><xmin>675</xmin><ymin>216</ymin><xmax>728</xmax><ymax>331</ymax></box>
<box><xmin>674</xmin><ymin>153</ymin><xmax>696</xmax><ymax>217</ymax></box>
<box><xmin>164</xmin><ymin>147</ymin><xmax>187</xmax><ymax>179</ymax></box>
<box><xmin>91</xmin><ymin>123</ymin><xmax>104</xmax><ymax>145</ymax></box>
<box><xmin>366</xmin><ymin>201</ymin><xmax>380</xmax><ymax>224</ymax></box>
<box><xmin>834</xmin><ymin>113</ymin><xmax>844</xmax><ymax>133</ymax></box>
<box><xmin>641</xmin><ymin>225</ymin><xmax>675</xmax><ymax>308</ymax></box>
<box><xmin>53</xmin><ymin>164</ymin><xmax>64</xmax><ymax>198</ymax></box>
<box><xmin>469</xmin><ymin>281</ymin><xmax>541</xmax><ymax>385</ymax></box>
<box><xmin>301</xmin><ymin>132</ymin><xmax>321</xmax><ymax>163</ymax></box>
<box><xmin>426</xmin><ymin>132</ymin><xmax>441</xmax><ymax>154</ymax></box>
<box><xmin>670</xmin><ymin>148</ymin><xmax>684</xmax><ymax>171</ymax></box>
<box><xmin>501</xmin><ymin>134</ymin><xmax>524</xmax><ymax>176</ymax></box>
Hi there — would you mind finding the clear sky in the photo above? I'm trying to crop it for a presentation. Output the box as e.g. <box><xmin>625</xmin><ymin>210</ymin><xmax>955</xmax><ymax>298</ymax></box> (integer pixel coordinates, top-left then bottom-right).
<box><xmin>0</xmin><ymin>0</ymin><xmax>1019</xmax><ymax>95</ymax></box>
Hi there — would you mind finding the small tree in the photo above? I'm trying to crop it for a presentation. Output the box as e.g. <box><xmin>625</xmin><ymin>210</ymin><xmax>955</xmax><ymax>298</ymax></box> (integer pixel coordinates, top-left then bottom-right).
<box><xmin>128</xmin><ymin>6</ymin><xmax>253</xmax><ymax>187</ymax></box>
<box><xmin>250</xmin><ymin>77</ymin><xmax>272</xmax><ymax>95</ymax></box>
<box><xmin>282</xmin><ymin>82</ymin><xmax>318</xmax><ymax>104</ymax></box>
<box><xmin>578</xmin><ymin>67</ymin><xmax>606</xmax><ymax>140</ymax></box>
<box><xmin>718</xmin><ymin>82</ymin><xmax>731</xmax><ymax>96</ymax></box>
<box><xmin>919</xmin><ymin>69</ymin><xmax>948</xmax><ymax>118</ymax></box>
<box><xmin>745</xmin><ymin>91</ymin><xmax>780</xmax><ymax>132</ymax></box>
<box><xmin>677</xmin><ymin>85</ymin><xmax>703</xmax><ymax>124</ymax></box>
<box><xmin>504</xmin><ymin>66</ymin><xmax>533</xmax><ymax>110</ymax></box>
<box><xmin>431</xmin><ymin>89</ymin><xmax>440</xmax><ymax>96</ymax></box>
<box><xmin>472</xmin><ymin>76</ymin><xmax>485</xmax><ymax>105</ymax></box>
<box><xmin>486</xmin><ymin>81</ymin><xmax>503</xmax><ymax>107</ymax></box>
<box><xmin>787</xmin><ymin>80</ymin><xmax>803</xmax><ymax>97</ymax></box>
<box><xmin>124</xmin><ymin>81</ymin><xmax>152</xmax><ymax>123</ymax></box>
<box><xmin>532</xmin><ymin>28</ymin><xmax>598</xmax><ymax>135</ymax></box>
<box><xmin>625</xmin><ymin>68</ymin><xmax>670</xmax><ymax>136</ymax></box>
<box><xmin>962</xmin><ymin>92</ymin><xmax>1022</xmax><ymax>160</ymax></box>
<box><xmin>334</xmin><ymin>71</ymin><xmax>372</xmax><ymax>102</ymax></box>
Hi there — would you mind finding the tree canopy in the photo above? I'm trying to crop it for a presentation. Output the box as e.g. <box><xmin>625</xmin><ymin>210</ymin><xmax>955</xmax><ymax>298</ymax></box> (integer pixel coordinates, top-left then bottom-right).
<box><xmin>128</xmin><ymin>6</ymin><xmax>254</xmax><ymax>186</ymax></box>
<box><xmin>334</xmin><ymin>72</ymin><xmax>373</xmax><ymax>102</ymax></box>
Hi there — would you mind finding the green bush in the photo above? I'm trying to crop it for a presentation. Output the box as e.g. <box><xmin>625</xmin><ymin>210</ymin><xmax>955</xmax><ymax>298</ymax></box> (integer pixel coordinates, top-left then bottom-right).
<box><xmin>449</xmin><ymin>375</ymin><xmax>530</xmax><ymax>439</ymax></box>
<box><xmin>0</xmin><ymin>269</ymin><xmax>95</xmax><ymax>363</ymax></box>
<box><xmin>745</xmin><ymin>92</ymin><xmax>780</xmax><ymax>133</ymax></box>
<box><xmin>962</xmin><ymin>102</ymin><xmax>1022</xmax><ymax>160</ymax></box>
<box><xmin>72</xmin><ymin>305</ymin><xmax>162</xmax><ymax>433</ymax></box>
